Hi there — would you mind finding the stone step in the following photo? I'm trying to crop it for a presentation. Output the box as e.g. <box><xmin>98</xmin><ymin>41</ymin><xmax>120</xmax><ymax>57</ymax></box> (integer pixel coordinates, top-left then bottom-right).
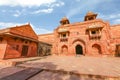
<box><xmin>0</xmin><ymin>57</ymin><xmax>45</xmax><ymax>67</ymax></box>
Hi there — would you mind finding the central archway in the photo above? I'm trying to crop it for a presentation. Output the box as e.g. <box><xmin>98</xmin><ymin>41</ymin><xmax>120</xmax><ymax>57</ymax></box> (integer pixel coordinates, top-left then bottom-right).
<box><xmin>75</xmin><ymin>45</ymin><xmax>83</xmax><ymax>55</ymax></box>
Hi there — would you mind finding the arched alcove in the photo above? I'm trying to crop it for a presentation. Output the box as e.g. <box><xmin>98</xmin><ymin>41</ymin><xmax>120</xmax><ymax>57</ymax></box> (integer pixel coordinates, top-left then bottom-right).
<box><xmin>61</xmin><ymin>45</ymin><xmax>68</xmax><ymax>54</ymax></box>
<box><xmin>92</xmin><ymin>44</ymin><xmax>102</xmax><ymax>54</ymax></box>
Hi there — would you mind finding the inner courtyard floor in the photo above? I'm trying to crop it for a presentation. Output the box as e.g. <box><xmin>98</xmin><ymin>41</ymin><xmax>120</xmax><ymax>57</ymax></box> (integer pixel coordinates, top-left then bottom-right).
<box><xmin>0</xmin><ymin>56</ymin><xmax>120</xmax><ymax>80</ymax></box>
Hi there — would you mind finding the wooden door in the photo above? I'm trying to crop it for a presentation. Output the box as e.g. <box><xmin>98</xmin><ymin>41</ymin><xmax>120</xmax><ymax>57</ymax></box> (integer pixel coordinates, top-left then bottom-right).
<box><xmin>21</xmin><ymin>45</ymin><xmax>28</xmax><ymax>56</ymax></box>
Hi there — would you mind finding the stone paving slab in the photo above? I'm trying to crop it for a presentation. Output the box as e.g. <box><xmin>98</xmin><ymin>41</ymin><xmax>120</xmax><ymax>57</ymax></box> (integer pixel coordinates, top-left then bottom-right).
<box><xmin>0</xmin><ymin>60</ymin><xmax>16</xmax><ymax>67</ymax></box>
<box><xmin>28</xmin><ymin>70</ymin><xmax>84</xmax><ymax>80</ymax></box>
<box><xmin>0</xmin><ymin>67</ymin><xmax>25</xmax><ymax>79</ymax></box>
<box><xmin>28</xmin><ymin>70</ymin><xmax>114</xmax><ymax>80</ymax></box>
<box><xmin>0</xmin><ymin>65</ymin><xmax>6</xmax><ymax>70</ymax></box>
<box><xmin>0</xmin><ymin>67</ymin><xmax>43</xmax><ymax>80</ymax></box>
<box><xmin>17</xmin><ymin>56</ymin><xmax>120</xmax><ymax>78</ymax></box>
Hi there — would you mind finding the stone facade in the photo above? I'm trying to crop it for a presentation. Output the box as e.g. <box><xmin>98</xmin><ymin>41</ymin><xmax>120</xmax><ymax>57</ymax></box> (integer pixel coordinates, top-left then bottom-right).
<box><xmin>38</xmin><ymin>12</ymin><xmax>120</xmax><ymax>57</ymax></box>
<box><xmin>0</xmin><ymin>24</ymin><xmax>38</xmax><ymax>59</ymax></box>
<box><xmin>0</xmin><ymin>12</ymin><xmax>120</xmax><ymax>58</ymax></box>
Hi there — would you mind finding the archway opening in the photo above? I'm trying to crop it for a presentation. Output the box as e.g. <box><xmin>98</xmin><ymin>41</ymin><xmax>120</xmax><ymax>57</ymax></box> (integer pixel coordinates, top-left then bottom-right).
<box><xmin>115</xmin><ymin>44</ymin><xmax>120</xmax><ymax>57</ymax></box>
<box><xmin>75</xmin><ymin>45</ymin><xmax>83</xmax><ymax>55</ymax></box>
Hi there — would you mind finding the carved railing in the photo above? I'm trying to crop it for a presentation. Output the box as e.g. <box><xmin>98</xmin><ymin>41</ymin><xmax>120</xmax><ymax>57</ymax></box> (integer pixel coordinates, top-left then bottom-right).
<box><xmin>60</xmin><ymin>37</ymin><xmax>68</xmax><ymax>42</ymax></box>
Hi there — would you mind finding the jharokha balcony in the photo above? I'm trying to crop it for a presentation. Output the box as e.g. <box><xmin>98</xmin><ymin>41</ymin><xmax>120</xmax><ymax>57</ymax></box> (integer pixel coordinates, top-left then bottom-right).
<box><xmin>60</xmin><ymin>37</ymin><xmax>68</xmax><ymax>42</ymax></box>
<box><xmin>90</xmin><ymin>34</ymin><xmax>101</xmax><ymax>39</ymax></box>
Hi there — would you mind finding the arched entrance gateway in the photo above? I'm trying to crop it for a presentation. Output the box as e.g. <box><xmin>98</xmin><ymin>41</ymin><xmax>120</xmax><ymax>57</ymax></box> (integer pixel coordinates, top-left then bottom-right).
<box><xmin>75</xmin><ymin>45</ymin><xmax>83</xmax><ymax>55</ymax></box>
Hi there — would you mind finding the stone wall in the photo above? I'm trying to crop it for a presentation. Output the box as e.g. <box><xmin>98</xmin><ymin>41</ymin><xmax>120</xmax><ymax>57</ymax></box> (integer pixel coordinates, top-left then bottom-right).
<box><xmin>1</xmin><ymin>36</ymin><xmax>38</xmax><ymax>59</ymax></box>
<box><xmin>0</xmin><ymin>38</ymin><xmax>7</xmax><ymax>59</ymax></box>
<box><xmin>38</xmin><ymin>41</ymin><xmax>52</xmax><ymax>56</ymax></box>
<box><xmin>38</xmin><ymin>33</ymin><xmax>54</xmax><ymax>44</ymax></box>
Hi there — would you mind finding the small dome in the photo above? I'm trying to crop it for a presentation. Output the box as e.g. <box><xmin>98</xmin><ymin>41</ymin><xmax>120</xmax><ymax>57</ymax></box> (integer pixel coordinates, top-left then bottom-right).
<box><xmin>84</xmin><ymin>11</ymin><xmax>97</xmax><ymax>21</ymax></box>
<box><xmin>61</xmin><ymin>17</ymin><xmax>69</xmax><ymax>21</ymax></box>
<box><xmin>86</xmin><ymin>11</ymin><xmax>96</xmax><ymax>16</ymax></box>
<box><xmin>60</xmin><ymin>16</ymin><xmax>70</xmax><ymax>25</ymax></box>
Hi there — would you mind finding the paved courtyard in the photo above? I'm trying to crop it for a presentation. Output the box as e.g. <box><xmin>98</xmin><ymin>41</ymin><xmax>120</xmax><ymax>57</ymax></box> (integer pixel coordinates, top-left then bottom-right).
<box><xmin>18</xmin><ymin>56</ymin><xmax>120</xmax><ymax>77</ymax></box>
<box><xmin>0</xmin><ymin>56</ymin><xmax>120</xmax><ymax>80</ymax></box>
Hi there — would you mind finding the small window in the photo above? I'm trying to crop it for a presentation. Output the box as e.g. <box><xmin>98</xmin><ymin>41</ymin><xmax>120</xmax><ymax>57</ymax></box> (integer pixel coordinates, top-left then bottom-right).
<box><xmin>61</xmin><ymin>22</ymin><xmax>66</xmax><ymax>25</ymax></box>
<box><xmin>0</xmin><ymin>37</ymin><xmax>3</xmax><ymax>42</ymax></box>
<box><xmin>88</xmin><ymin>17</ymin><xmax>94</xmax><ymax>20</ymax></box>
<box><xmin>25</xmin><ymin>41</ymin><xmax>28</xmax><ymax>44</ymax></box>
<box><xmin>62</xmin><ymin>34</ymin><xmax>66</xmax><ymax>37</ymax></box>
<box><xmin>16</xmin><ymin>45</ymin><xmax>19</xmax><ymax>50</ymax></box>
<box><xmin>91</xmin><ymin>31</ymin><xmax>96</xmax><ymax>34</ymax></box>
<box><xmin>115</xmin><ymin>44</ymin><xmax>120</xmax><ymax>57</ymax></box>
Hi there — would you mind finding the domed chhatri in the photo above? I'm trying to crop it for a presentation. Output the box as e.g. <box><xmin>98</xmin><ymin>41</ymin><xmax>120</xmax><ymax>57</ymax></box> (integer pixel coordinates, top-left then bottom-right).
<box><xmin>61</xmin><ymin>16</ymin><xmax>69</xmax><ymax>21</ymax></box>
<box><xmin>60</xmin><ymin>16</ymin><xmax>70</xmax><ymax>25</ymax></box>
<box><xmin>86</xmin><ymin>11</ymin><xmax>97</xmax><ymax>16</ymax></box>
<box><xmin>84</xmin><ymin>11</ymin><xmax>97</xmax><ymax>21</ymax></box>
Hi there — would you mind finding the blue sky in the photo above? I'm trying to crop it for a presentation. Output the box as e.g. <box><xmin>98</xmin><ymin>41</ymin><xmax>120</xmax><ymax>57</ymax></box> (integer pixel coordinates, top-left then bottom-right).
<box><xmin>0</xmin><ymin>0</ymin><xmax>120</xmax><ymax>34</ymax></box>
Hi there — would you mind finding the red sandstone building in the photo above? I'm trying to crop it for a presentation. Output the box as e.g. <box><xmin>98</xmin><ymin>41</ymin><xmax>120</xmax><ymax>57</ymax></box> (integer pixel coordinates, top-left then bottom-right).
<box><xmin>38</xmin><ymin>12</ymin><xmax>120</xmax><ymax>57</ymax></box>
<box><xmin>0</xmin><ymin>12</ymin><xmax>120</xmax><ymax>59</ymax></box>
<box><xmin>0</xmin><ymin>24</ymin><xmax>38</xmax><ymax>59</ymax></box>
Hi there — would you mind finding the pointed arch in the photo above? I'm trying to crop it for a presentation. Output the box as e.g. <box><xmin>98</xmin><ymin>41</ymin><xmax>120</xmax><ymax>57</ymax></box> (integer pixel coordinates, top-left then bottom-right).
<box><xmin>92</xmin><ymin>44</ymin><xmax>102</xmax><ymax>54</ymax></box>
<box><xmin>61</xmin><ymin>45</ymin><xmax>68</xmax><ymax>54</ymax></box>
<box><xmin>72</xmin><ymin>39</ymin><xmax>85</xmax><ymax>45</ymax></box>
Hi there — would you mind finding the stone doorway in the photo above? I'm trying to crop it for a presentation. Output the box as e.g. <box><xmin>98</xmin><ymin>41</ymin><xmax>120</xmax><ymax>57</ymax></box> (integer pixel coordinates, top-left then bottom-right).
<box><xmin>115</xmin><ymin>44</ymin><xmax>120</xmax><ymax>57</ymax></box>
<box><xmin>21</xmin><ymin>45</ymin><xmax>28</xmax><ymax>56</ymax></box>
<box><xmin>75</xmin><ymin>45</ymin><xmax>83</xmax><ymax>55</ymax></box>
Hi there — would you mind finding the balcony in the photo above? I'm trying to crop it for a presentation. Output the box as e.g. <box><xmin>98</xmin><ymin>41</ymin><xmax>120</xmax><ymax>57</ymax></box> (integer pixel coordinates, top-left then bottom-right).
<box><xmin>60</xmin><ymin>37</ymin><xmax>68</xmax><ymax>42</ymax></box>
<box><xmin>90</xmin><ymin>34</ymin><xmax>101</xmax><ymax>39</ymax></box>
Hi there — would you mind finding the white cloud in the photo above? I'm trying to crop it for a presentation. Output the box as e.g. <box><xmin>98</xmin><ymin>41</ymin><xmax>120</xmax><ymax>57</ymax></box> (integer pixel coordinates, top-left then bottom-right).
<box><xmin>13</xmin><ymin>10</ymin><xmax>21</xmax><ymax>17</ymax></box>
<box><xmin>0</xmin><ymin>22</ymin><xmax>23</xmax><ymax>29</ymax></box>
<box><xmin>50</xmin><ymin>1</ymin><xmax>64</xmax><ymax>7</ymax></box>
<box><xmin>30</xmin><ymin>24</ymin><xmax>52</xmax><ymax>34</ymax></box>
<box><xmin>98</xmin><ymin>13</ymin><xmax>120</xmax><ymax>20</ymax></box>
<box><xmin>31</xmin><ymin>1</ymin><xmax>64</xmax><ymax>14</ymax></box>
<box><xmin>76</xmin><ymin>0</ymin><xmax>81</xmax><ymax>2</ymax></box>
<box><xmin>32</xmin><ymin>27</ymin><xmax>52</xmax><ymax>34</ymax></box>
<box><xmin>0</xmin><ymin>22</ymin><xmax>52</xmax><ymax>34</ymax></box>
<box><xmin>0</xmin><ymin>0</ymin><xmax>56</xmax><ymax>7</ymax></box>
<box><xmin>32</xmin><ymin>8</ymin><xmax>53</xmax><ymax>14</ymax></box>
<box><xmin>66</xmin><ymin>0</ymin><xmax>108</xmax><ymax>18</ymax></box>
<box><xmin>0</xmin><ymin>0</ymin><xmax>64</xmax><ymax>15</ymax></box>
<box><xmin>98</xmin><ymin>13</ymin><xmax>120</xmax><ymax>24</ymax></box>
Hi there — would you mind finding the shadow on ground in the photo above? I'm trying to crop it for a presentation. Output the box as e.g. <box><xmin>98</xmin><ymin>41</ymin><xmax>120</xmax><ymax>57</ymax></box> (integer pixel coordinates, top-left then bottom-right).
<box><xmin>19</xmin><ymin>62</ymin><xmax>111</xmax><ymax>80</ymax></box>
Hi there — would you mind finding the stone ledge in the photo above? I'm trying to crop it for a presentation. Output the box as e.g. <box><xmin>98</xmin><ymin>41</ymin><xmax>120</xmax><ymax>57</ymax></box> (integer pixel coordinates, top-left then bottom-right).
<box><xmin>0</xmin><ymin>60</ymin><xmax>16</xmax><ymax>67</ymax></box>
